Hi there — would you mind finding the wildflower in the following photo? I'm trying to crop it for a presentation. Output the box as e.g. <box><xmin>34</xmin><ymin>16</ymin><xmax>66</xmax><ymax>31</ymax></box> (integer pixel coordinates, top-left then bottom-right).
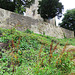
<box><xmin>73</xmin><ymin>59</ymin><xmax>75</xmax><ymax>61</ymax></box>
<box><xmin>14</xmin><ymin>55</ymin><xmax>17</xmax><ymax>59</ymax></box>
<box><xmin>62</xmin><ymin>64</ymin><xmax>65</xmax><ymax>66</ymax></box>
<box><xmin>28</xmin><ymin>68</ymin><xmax>29</xmax><ymax>70</ymax></box>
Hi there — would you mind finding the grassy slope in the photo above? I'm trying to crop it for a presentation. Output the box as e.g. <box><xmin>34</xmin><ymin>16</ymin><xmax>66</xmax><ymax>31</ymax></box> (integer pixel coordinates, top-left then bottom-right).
<box><xmin>0</xmin><ymin>28</ymin><xmax>75</xmax><ymax>47</ymax></box>
<box><xmin>0</xmin><ymin>28</ymin><xmax>75</xmax><ymax>75</ymax></box>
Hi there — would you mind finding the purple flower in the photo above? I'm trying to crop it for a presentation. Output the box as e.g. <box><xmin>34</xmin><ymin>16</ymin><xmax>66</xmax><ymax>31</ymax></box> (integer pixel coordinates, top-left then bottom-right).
<box><xmin>28</xmin><ymin>68</ymin><xmax>29</xmax><ymax>70</ymax></box>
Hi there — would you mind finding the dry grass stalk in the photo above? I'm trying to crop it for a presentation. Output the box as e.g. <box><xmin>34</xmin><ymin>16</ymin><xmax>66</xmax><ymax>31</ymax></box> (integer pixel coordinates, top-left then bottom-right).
<box><xmin>48</xmin><ymin>41</ymin><xmax>53</xmax><ymax>63</ymax></box>
<box><xmin>12</xmin><ymin>38</ymin><xmax>15</xmax><ymax>48</ymax></box>
<box><xmin>62</xmin><ymin>42</ymin><xmax>68</xmax><ymax>54</ymax></box>
<box><xmin>53</xmin><ymin>42</ymin><xmax>59</xmax><ymax>52</ymax></box>
<box><xmin>36</xmin><ymin>44</ymin><xmax>43</xmax><ymax>66</ymax></box>
<box><xmin>39</xmin><ymin>45</ymin><xmax>43</xmax><ymax>59</ymax></box>
<box><xmin>56</xmin><ymin>42</ymin><xmax>68</xmax><ymax>65</ymax></box>
<box><xmin>17</xmin><ymin>37</ymin><xmax>21</xmax><ymax>48</ymax></box>
<box><xmin>50</xmin><ymin>41</ymin><xmax>53</xmax><ymax>54</ymax></box>
<box><xmin>66</xmin><ymin>45</ymin><xmax>75</xmax><ymax>60</ymax></box>
<box><xmin>10</xmin><ymin>37</ymin><xmax>21</xmax><ymax>72</ymax></box>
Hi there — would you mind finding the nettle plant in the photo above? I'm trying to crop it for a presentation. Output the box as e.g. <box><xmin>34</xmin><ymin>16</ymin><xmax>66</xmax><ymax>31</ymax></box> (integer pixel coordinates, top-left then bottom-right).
<box><xmin>33</xmin><ymin>41</ymin><xmax>74</xmax><ymax>74</ymax></box>
<box><xmin>1</xmin><ymin>36</ymin><xmax>22</xmax><ymax>73</ymax></box>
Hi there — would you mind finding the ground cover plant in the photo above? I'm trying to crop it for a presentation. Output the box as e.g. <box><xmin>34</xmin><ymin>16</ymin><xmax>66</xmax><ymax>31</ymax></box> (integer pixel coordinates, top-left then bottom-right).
<box><xmin>0</xmin><ymin>28</ymin><xmax>75</xmax><ymax>75</ymax></box>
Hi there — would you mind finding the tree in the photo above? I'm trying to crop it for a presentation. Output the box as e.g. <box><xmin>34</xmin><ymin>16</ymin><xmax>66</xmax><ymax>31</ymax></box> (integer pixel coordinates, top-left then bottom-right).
<box><xmin>60</xmin><ymin>9</ymin><xmax>75</xmax><ymax>32</ymax></box>
<box><xmin>0</xmin><ymin>0</ymin><xmax>15</xmax><ymax>12</ymax></box>
<box><xmin>0</xmin><ymin>0</ymin><xmax>35</xmax><ymax>14</ymax></box>
<box><xmin>38</xmin><ymin>0</ymin><xmax>64</xmax><ymax>21</ymax></box>
<box><xmin>14</xmin><ymin>0</ymin><xmax>35</xmax><ymax>14</ymax></box>
<box><xmin>14</xmin><ymin>0</ymin><xmax>25</xmax><ymax>14</ymax></box>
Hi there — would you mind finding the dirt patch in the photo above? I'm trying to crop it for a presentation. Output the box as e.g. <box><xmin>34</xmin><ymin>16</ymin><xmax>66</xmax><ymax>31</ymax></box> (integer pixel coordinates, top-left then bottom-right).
<box><xmin>66</xmin><ymin>45</ymin><xmax>75</xmax><ymax>52</ymax></box>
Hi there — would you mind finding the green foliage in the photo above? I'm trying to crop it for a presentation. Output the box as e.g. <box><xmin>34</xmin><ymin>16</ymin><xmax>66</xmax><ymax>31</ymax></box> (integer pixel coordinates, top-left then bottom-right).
<box><xmin>60</xmin><ymin>9</ymin><xmax>75</xmax><ymax>32</ymax></box>
<box><xmin>32</xmin><ymin>49</ymin><xmax>73</xmax><ymax>75</ymax></box>
<box><xmin>0</xmin><ymin>0</ymin><xmax>15</xmax><ymax>12</ymax></box>
<box><xmin>38</xmin><ymin>0</ymin><xmax>64</xmax><ymax>20</ymax></box>
<box><xmin>25</xmin><ymin>29</ymin><xmax>33</xmax><ymax>34</ymax></box>
<box><xmin>0</xmin><ymin>0</ymin><xmax>35</xmax><ymax>14</ymax></box>
<box><xmin>0</xmin><ymin>28</ymin><xmax>75</xmax><ymax>74</ymax></box>
<box><xmin>1</xmin><ymin>56</ymin><xmax>7</xmax><ymax>62</ymax></box>
<box><xmin>0</xmin><ymin>30</ymin><xmax>2</xmax><ymax>35</ymax></box>
<box><xmin>56</xmin><ymin>52</ymin><xmax>73</xmax><ymax>73</ymax></box>
<box><xmin>43</xmin><ymin>31</ymin><xmax>45</xmax><ymax>35</ymax></box>
<box><xmin>63</xmin><ymin>33</ymin><xmax>66</xmax><ymax>38</ymax></box>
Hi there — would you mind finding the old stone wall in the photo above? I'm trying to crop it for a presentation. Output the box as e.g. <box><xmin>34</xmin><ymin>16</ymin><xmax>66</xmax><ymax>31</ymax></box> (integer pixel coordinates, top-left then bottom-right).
<box><xmin>0</xmin><ymin>8</ymin><xmax>39</xmax><ymax>30</ymax></box>
<box><xmin>26</xmin><ymin>0</ymin><xmax>42</xmax><ymax>20</ymax></box>
<box><xmin>0</xmin><ymin>8</ymin><xmax>74</xmax><ymax>38</ymax></box>
<box><xmin>26</xmin><ymin>0</ymin><xmax>56</xmax><ymax>25</ymax></box>
<box><xmin>31</xmin><ymin>23</ymin><xmax>74</xmax><ymax>38</ymax></box>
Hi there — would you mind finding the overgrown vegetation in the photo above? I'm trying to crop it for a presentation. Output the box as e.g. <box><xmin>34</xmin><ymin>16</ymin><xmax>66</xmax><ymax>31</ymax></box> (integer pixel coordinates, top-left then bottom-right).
<box><xmin>0</xmin><ymin>28</ymin><xmax>75</xmax><ymax>75</ymax></box>
<box><xmin>38</xmin><ymin>0</ymin><xmax>64</xmax><ymax>20</ymax></box>
<box><xmin>60</xmin><ymin>8</ymin><xmax>75</xmax><ymax>32</ymax></box>
<box><xmin>0</xmin><ymin>0</ymin><xmax>35</xmax><ymax>14</ymax></box>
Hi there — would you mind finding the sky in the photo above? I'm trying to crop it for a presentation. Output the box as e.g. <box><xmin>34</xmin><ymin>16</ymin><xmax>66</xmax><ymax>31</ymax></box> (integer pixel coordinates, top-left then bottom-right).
<box><xmin>56</xmin><ymin>0</ymin><xmax>75</xmax><ymax>26</ymax></box>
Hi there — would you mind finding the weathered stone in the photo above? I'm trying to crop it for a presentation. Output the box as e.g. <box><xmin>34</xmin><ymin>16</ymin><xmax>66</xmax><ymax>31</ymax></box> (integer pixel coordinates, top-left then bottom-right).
<box><xmin>0</xmin><ymin>8</ymin><xmax>74</xmax><ymax>38</ymax></box>
<box><xmin>26</xmin><ymin>0</ymin><xmax>56</xmax><ymax>25</ymax></box>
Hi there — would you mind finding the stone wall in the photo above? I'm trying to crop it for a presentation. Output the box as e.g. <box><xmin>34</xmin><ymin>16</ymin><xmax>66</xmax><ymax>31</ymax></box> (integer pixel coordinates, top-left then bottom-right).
<box><xmin>26</xmin><ymin>0</ymin><xmax>56</xmax><ymax>25</ymax></box>
<box><xmin>0</xmin><ymin>8</ymin><xmax>74</xmax><ymax>38</ymax></box>
<box><xmin>0</xmin><ymin>8</ymin><xmax>39</xmax><ymax>30</ymax></box>
<box><xmin>26</xmin><ymin>0</ymin><xmax>42</xmax><ymax>20</ymax></box>
<box><xmin>31</xmin><ymin>23</ymin><xmax>74</xmax><ymax>38</ymax></box>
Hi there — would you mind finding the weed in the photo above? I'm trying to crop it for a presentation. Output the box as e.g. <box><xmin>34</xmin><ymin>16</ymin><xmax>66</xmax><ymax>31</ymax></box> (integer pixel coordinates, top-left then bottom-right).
<box><xmin>0</xmin><ymin>28</ymin><xmax>74</xmax><ymax>75</ymax></box>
